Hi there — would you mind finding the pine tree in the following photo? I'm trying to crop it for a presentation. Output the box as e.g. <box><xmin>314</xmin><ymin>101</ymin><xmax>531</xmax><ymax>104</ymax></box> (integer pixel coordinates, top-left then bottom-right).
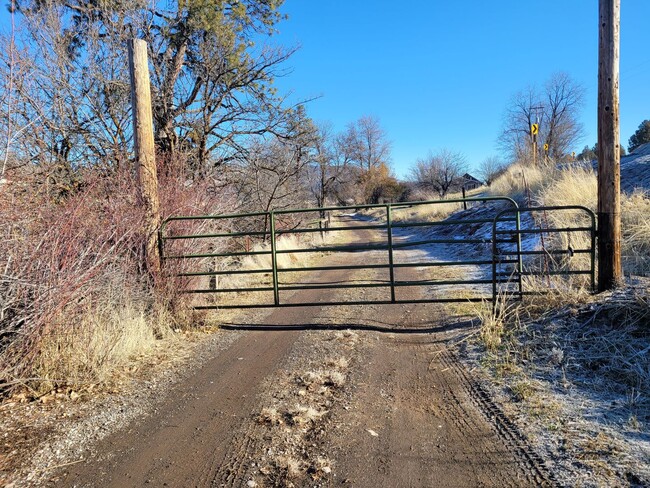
<box><xmin>628</xmin><ymin>120</ymin><xmax>650</xmax><ymax>153</ymax></box>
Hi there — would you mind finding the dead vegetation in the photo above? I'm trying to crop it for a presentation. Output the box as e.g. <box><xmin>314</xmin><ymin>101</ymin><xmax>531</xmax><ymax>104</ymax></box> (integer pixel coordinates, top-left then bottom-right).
<box><xmin>0</xmin><ymin>165</ymin><xmax>226</xmax><ymax>398</ymax></box>
<box><xmin>489</xmin><ymin>161</ymin><xmax>650</xmax><ymax>278</ymax></box>
<box><xmin>251</xmin><ymin>330</ymin><xmax>358</xmax><ymax>487</ymax></box>
<box><xmin>472</xmin><ymin>284</ymin><xmax>650</xmax><ymax>486</ymax></box>
<box><xmin>470</xmin><ymin>161</ymin><xmax>650</xmax><ymax>486</ymax></box>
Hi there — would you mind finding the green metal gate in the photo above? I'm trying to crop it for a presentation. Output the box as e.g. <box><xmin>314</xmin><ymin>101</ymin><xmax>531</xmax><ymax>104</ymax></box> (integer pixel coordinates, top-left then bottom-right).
<box><xmin>492</xmin><ymin>205</ymin><xmax>597</xmax><ymax>298</ymax></box>
<box><xmin>159</xmin><ymin>198</ymin><xmax>596</xmax><ymax>309</ymax></box>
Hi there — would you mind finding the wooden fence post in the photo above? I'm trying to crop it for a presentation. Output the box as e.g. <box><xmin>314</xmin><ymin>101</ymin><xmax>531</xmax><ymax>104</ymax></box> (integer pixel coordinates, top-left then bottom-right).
<box><xmin>597</xmin><ymin>0</ymin><xmax>622</xmax><ymax>291</ymax></box>
<box><xmin>128</xmin><ymin>39</ymin><xmax>161</xmax><ymax>277</ymax></box>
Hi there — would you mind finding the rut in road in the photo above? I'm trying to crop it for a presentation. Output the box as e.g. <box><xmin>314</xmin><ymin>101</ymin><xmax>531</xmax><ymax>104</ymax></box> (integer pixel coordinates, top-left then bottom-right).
<box><xmin>52</xmin><ymin>216</ymin><xmax>554</xmax><ymax>487</ymax></box>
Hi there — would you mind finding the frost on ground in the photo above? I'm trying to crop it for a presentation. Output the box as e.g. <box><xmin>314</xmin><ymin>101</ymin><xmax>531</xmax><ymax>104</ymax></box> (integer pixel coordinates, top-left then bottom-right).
<box><xmin>463</xmin><ymin>284</ymin><xmax>650</xmax><ymax>486</ymax></box>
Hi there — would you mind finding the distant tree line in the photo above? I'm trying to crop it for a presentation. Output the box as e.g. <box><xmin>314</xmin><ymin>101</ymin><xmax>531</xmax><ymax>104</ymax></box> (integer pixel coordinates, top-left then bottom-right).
<box><xmin>627</xmin><ymin>120</ymin><xmax>650</xmax><ymax>153</ymax></box>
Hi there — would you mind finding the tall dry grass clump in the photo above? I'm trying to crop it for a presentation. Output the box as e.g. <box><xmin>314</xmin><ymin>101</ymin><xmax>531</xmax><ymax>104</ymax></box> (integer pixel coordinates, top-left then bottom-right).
<box><xmin>621</xmin><ymin>192</ymin><xmax>650</xmax><ymax>276</ymax></box>
<box><xmin>391</xmin><ymin>200</ymin><xmax>464</xmax><ymax>223</ymax></box>
<box><xmin>389</xmin><ymin>188</ymin><xmax>481</xmax><ymax>223</ymax></box>
<box><xmin>487</xmin><ymin>162</ymin><xmax>546</xmax><ymax>201</ymax></box>
<box><xmin>534</xmin><ymin>166</ymin><xmax>597</xmax><ymax>278</ymax></box>
<box><xmin>535</xmin><ymin>165</ymin><xmax>597</xmax><ymax>210</ymax></box>
<box><xmin>0</xmin><ymin>160</ymin><xmax>229</xmax><ymax>395</ymax></box>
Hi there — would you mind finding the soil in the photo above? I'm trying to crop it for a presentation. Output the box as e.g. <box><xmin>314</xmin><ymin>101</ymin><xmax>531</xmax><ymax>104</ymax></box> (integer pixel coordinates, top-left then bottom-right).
<box><xmin>5</xmin><ymin>216</ymin><xmax>555</xmax><ymax>487</ymax></box>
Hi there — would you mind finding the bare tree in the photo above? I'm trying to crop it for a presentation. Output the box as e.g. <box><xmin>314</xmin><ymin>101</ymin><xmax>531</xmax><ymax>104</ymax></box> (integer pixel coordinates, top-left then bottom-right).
<box><xmin>304</xmin><ymin>123</ymin><xmax>355</xmax><ymax>216</ymax></box>
<box><xmin>542</xmin><ymin>72</ymin><xmax>585</xmax><ymax>159</ymax></box>
<box><xmin>498</xmin><ymin>72</ymin><xmax>584</xmax><ymax>163</ymax></box>
<box><xmin>0</xmin><ymin>4</ymin><xmax>139</xmax><ymax>184</ymax></box>
<box><xmin>9</xmin><ymin>1</ymin><xmax>296</xmax><ymax>180</ymax></box>
<box><xmin>478</xmin><ymin>156</ymin><xmax>506</xmax><ymax>186</ymax></box>
<box><xmin>497</xmin><ymin>86</ymin><xmax>539</xmax><ymax>162</ymax></box>
<box><xmin>341</xmin><ymin>115</ymin><xmax>391</xmax><ymax>171</ymax></box>
<box><xmin>410</xmin><ymin>149</ymin><xmax>467</xmax><ymax>197</ymax></box>
<box><xmin>334</xmin><ymin>115</ymin><xmax>393</xmax><ymax>203</ymax></box>
<box><xmin>229</xmin><ymin>138</ymin><xmax>311</xmax><ymax>238</ymax></box>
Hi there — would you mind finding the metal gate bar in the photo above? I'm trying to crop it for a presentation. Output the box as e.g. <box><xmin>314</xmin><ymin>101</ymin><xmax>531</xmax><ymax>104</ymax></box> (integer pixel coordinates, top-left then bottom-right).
<box><xmin>491</xmin><ymin>205</ymin><xmax>597</xmax><ymax>300</ymax></box>
<box><xmin>160</xmin><ymin>196</ymin><xmax>521</xmax><ymax>308</ymax></box>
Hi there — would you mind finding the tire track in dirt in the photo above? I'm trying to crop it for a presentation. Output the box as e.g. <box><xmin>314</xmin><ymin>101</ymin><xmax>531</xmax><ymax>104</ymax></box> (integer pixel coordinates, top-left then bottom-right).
<box><xmin>321</xmin><ymin>221</ymin><xmax>555</xmax><ymax>487</ymax></box>
<box><xmin>207</xmin><ymin>224</ymin><xmax>388</xmax><ymax>487</ymax></box>
<box><xmin>325</xmin><ymin>321</ymin><xmax>553</xmax><ymax>487</ymax></box>
<box><xmin>207</xmin><ymin>325</ymin><xmax>355</xmax><ymax>488</ymax></box>
<box><xmin>53</xmin><ymin>325</ymin><xmax>301</xmax><ymax>487</ymax></box>
<box><xmin>438</xmin><ymin>350</ymin><xmax>557</xmax><ymax>486</ymax></box>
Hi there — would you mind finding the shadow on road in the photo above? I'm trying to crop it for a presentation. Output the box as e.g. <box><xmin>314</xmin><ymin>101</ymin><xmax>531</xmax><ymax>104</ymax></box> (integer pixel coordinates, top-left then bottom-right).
<box><xmin>219</xmin><ymin>318</ymin><xmax>476</xmax><ymax>334</ymax></box>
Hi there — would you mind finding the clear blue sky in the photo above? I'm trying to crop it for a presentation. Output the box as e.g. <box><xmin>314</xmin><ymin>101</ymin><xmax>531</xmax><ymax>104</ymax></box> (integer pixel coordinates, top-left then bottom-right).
<box><xmin>270</xmin><ymin>1</ymin><xmax>650</xmax><ymax>178</ymax></box>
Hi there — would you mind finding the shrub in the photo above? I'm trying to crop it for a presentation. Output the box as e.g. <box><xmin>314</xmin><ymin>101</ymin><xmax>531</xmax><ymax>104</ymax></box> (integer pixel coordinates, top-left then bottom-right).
<box><xmin>0</xmin><ymin>159</ymin><xmax>231</xmax><ymax>394</ymax></box>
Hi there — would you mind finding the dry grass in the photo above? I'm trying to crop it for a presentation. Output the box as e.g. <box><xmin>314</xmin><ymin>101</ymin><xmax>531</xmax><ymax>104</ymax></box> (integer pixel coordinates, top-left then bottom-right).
<box><xmin>0</xmin><ymin>161</ymin><xmax>230</xmax><ymax>396</ymax></box>
<box><xmin>475</xmin><ymin>295</ymin><xmax>514</xmax><ymax>353</ymax></box>
<box><xmin>287</xmin><ymin>404</ymin><xmax>328</xmax><ymax>428</ymax></box>
<box><xmin>35</xmin><ymin>293</ymin><xmax>174</xmax><ymax>392</ymax></box>
<box><xmin>477</xmin><ymin>284</ymin><xmax>650</xmax><ymax>417</ymax></box>
<box><xmin>475</xmin><ymin>161</ymin><xmax>650</xmax><ymax>485</ymax></box>
<box><xmin>253</xmin><ymin>331</ymin><xmax>349</xmax><ymax>486</ymax></box>
<box><xmin>361</xmin><ymin>187</ymin><xmax>482</xmax><ymax>223</ymax></box>
<box><xmin>200</xmin><ymin>230</ymin><xmax>339</xmax><ymax>305</ymax></box>
<box><xmin>392</xmin><ymin>187</ymin><xmax>484</xmax><ymax>223</ymax></box>
<box><xmin>391</xmin><ymin>200</ymin><xmax>464</xmax><ymax>223</ymax></box>
<box><xmin>622</xmin><ymin>191</ymin><xmax>650</xmax><ymax>276</ymax></box>
<box><xmin>240</xmin><ymin>233</ymin><xmax>327</xmax><ymax>271</ymax></box>
<box><xmin>535</xmin><ymin>166</ymin><xmax>597</xmax><ymax>209</ymax></box>
<box><xmin>488</xmin><ymin>162</ymin><xmax>546</xmax><ymax>200</ymax></box>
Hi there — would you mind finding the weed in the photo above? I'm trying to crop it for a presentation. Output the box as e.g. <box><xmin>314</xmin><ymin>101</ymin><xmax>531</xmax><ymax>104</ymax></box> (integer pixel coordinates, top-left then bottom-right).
<box><xmin>475</xmin><ymin>294</ymin><xmax>514</xmax><ymax>353</ymax></box>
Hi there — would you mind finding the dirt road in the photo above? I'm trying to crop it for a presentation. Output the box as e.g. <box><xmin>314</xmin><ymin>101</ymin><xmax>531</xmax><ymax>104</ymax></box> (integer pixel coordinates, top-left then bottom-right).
<box><xmin>50</xmin><ymin>217</ymin><xmax>554</xmax><ymax>487</ymax></box>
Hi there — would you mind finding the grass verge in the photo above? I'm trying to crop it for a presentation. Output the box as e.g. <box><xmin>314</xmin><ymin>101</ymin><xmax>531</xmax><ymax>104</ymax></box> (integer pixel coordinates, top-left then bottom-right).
<box><xmin>471</xmin><ymin>283</ymin><xmax>650</xmax><ymax>486</ymax></box>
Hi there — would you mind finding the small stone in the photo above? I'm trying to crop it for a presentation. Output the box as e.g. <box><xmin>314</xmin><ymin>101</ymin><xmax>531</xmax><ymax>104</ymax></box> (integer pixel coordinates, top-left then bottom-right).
<box><xmin>246</xmin><ymin>480</ymin><xmax>257</xmax><ymax>487</ymax></box>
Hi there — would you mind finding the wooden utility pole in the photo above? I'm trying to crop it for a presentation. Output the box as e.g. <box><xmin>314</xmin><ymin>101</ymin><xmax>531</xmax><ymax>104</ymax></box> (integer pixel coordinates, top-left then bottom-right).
<box><xmin>128</xmin><ymin>39</ymin><xmax>161</xmax><ymax>277</ymax></box>
<box><xmin>597</xmin><ymin>0</ymin><xmax>622</xmax><ymax>291</ymax></box>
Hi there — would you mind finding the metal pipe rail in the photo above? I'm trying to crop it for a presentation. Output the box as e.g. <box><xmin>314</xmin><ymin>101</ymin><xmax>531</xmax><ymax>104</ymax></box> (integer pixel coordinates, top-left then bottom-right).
<box><xmin>491</xmin><ymin>205</ymin><xmax>597</xmax><ymax>300</ymax></box>
<box><xmin>159</xmin><ymin>198</ymin><xmax>596</xmax><ymax>309</ymax></box>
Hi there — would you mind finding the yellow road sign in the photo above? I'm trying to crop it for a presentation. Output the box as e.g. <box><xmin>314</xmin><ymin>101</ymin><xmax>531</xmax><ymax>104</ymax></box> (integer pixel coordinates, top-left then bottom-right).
<box><xmin>544</xmin><ymin>143</ymin><xmax>549</xmax><ymax>151</ymax></box>
<box><xmin>531</xmin><ymin>123</ymin><xmax>539</xmax><ymax>136</ymax></box>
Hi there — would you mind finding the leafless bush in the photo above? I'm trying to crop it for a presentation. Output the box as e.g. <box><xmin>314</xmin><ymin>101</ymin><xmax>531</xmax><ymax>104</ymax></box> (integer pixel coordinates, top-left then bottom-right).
<box><xmin>0</xmin><ymin>157</ymin><xmax>233</xmax><ymax>394</ymax></box>
<box><xmin>0</xmin><ymin>167</ymin><xmax>143</xmax><ymax>391</ymax></box>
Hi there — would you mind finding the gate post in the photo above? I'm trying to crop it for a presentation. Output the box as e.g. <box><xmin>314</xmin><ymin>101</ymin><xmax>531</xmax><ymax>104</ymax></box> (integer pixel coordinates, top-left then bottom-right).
<box><xmin>386</xmin><ymin>205</ymin><xmax>396</xmax><ymax>302</ymax></box>
<box><xmin>515</xmin><ymin>209</ymin><xmax>523</xmax><ymax>298</ymax></box>
<box><xmin>128</xmin><ymin>38</ymin><xmax>161</xmax><ymax>277</ymax></box>
<box><xmin>269</xmin><ymin>211</ymin><xmax>280</xmax><ymax>305</ymax></box>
